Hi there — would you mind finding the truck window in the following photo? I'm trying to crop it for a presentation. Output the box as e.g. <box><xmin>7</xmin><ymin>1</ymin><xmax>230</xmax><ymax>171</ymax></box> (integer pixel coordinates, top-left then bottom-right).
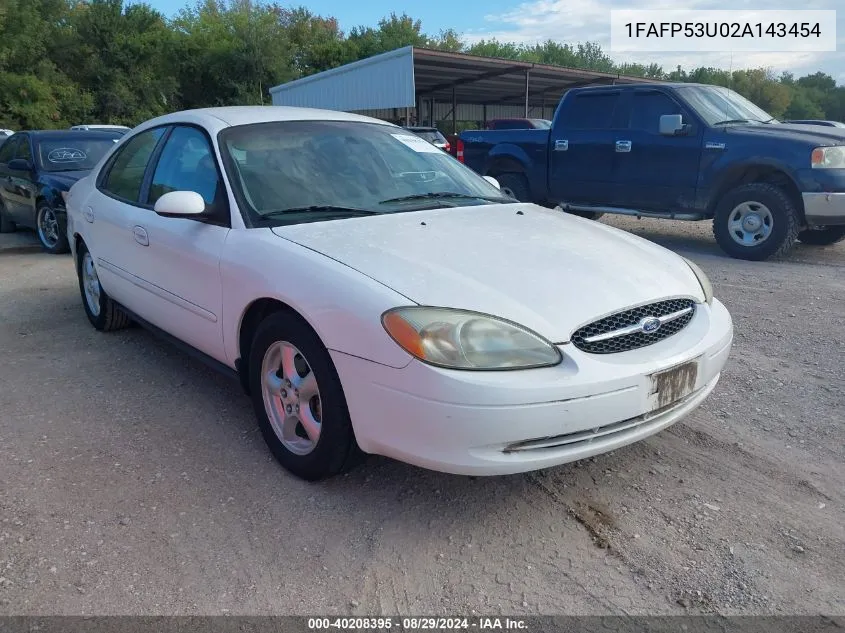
<box><xmin>628</xmin><ymin>92</ymin><xmax>682</xmax><ymax>134</ymax></box>
<box><xmin>565</xmin><ymin>93</ymin><xmax>620</xmax><ymax>129</ymax></box>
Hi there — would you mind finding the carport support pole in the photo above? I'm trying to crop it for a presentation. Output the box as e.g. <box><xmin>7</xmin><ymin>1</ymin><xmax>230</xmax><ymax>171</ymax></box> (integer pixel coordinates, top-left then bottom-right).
<box><xmin>524</xmin><ymin>69</ymin><xmax>530</xmax><ymax>117</ymax></box>
<box><xmin>452</xmin><ymin>86</ymin><xmax>457</xmax><ymax>135</ymax></box>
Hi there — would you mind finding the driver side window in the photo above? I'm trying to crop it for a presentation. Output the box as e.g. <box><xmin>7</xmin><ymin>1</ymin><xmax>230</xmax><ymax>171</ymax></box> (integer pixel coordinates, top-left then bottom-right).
<box><xmin>147</xmin><ymin>126</ymin><xmax>222</xmax><ymax>209</ymax></box>
<box><xmin>13</xmin><ymin>136</ymin><xmax>32</xmax><ymax>162</ymax></box>
<box><xmin>0</xmin><ymin>138</ymin><xmax>17</xmax><ymax>164</ymax></box>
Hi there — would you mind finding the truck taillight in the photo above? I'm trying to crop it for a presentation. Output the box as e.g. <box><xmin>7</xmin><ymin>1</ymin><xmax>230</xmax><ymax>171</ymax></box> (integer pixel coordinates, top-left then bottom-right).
<box><xmin>456</xmin><ymin>139</ymin><xmax>464</xmax><ymax>163</ymax></box>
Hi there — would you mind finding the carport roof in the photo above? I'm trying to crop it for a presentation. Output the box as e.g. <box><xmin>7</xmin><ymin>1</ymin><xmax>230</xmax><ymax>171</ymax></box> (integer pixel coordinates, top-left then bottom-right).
<box><xmin>269</xmin><ymin>46</ymin><xmax>659</xmax><ymax>112</ymax></box>
<box><xmin>411</xmin><ymin>47</ymin><xmax>657</xmax><ymax>106</ymax></box>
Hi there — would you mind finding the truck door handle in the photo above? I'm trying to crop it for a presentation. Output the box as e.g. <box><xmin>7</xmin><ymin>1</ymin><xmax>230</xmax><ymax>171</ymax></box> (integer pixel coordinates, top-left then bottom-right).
<box><xmin>615</xmin><ymin>140</ymin><xmax>632</xmax><ymax>153</ymax></box>
<box><xmin>554</xmin><ymin>139</ymin><xmax>569</xmax><ymax>152</ymax></box>
<box><xmin>133</xmin><ymin>225</ymin><xmax>149</xmax><ymax>247</ymax></box>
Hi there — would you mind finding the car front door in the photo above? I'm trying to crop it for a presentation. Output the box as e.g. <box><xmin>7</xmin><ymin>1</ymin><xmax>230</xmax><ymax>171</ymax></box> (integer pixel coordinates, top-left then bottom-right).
<box><xmin>0</xmin><ymin>137</ymin><xmax>20</xmax><ymax>219</ymax></box>
<box><xmin>129</xmin><ymin>124</ymin><xmax>230</xmax><ymax>362</ymax></box>
<box><xmin>4</xmin><ymin>135</ymin><xmax>38</xmax><ymax>226</ymax></box>
<box><xmin>549</xmin><ymin>89</ymin><xmax>625</xmax><ymax>206</ymax></box>
<box><xmin>612</xmin><ymin>89</ymin><xmax>703</xmax><ymax>212</ymax></box>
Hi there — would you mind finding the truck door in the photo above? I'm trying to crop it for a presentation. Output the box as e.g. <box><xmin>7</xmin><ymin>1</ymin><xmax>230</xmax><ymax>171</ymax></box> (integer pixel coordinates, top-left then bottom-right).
<box><xmin>549</xmin><ymin>89</ymin><xmax>624</xmax><ymax>206</ymax></box>
<box><xmin>613</xmin><ymin>88</ymin><xmax>703</xmax><ymax>212</ymax></box>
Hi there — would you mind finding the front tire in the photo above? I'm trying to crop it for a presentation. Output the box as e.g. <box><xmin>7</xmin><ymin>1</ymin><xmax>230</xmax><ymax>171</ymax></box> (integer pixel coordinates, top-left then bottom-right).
<box><xmin>248</xmin><ymin>311</ymin><xmax>361</xmax><ymax>481</ymax></box>
<box><xmin>76</xmin><ymin>242</ymin><xmax>131</xmax><ymax>331</ymax></box>
<box><xmin>36</xmin><ymin>204</ymin><xmax>70</xmax><ymax>254</ymax></box>
<box><xmin>0</xmin><ymin>199</ymin><xmax>16</xmax><ymax>233</ymax></box>
<box><xmin>712</xmin><ymin>182</ymin><xmax>800</xmax><ymax>261</ymax></box>
<box><xmin>797</xmin><ymin>226</ymin><xmax>845</xmax><ymax>246</ymax></box>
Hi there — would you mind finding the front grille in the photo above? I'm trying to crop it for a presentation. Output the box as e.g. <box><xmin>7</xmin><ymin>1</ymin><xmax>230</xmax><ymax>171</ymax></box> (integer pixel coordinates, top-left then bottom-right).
<box><xmin>571</xmin><ymin>298</ymin><xmax>696</xmax><ymax>354</ymax></box>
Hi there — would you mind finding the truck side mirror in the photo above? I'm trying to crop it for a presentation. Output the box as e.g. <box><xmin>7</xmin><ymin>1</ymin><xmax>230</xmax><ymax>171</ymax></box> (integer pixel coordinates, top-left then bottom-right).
<box><xmin>659</xmin><ymin>114</ymin><xmax>685</xmax><ymax>136</ymax></box>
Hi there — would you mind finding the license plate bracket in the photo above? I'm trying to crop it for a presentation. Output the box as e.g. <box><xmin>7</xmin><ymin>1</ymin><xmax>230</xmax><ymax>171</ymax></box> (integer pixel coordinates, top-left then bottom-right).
<box><xmin>649</xmin><ymin>359</ymin><xmax>700</xmax><ymax>410</ymax></box>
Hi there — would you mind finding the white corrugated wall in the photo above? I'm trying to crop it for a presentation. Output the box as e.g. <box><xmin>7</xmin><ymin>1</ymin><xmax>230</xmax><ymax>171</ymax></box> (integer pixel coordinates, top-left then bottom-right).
<box><xmin>270</xmin><ymin>47</ymin><xmax>416</xmax><ymax>111</ymax></box>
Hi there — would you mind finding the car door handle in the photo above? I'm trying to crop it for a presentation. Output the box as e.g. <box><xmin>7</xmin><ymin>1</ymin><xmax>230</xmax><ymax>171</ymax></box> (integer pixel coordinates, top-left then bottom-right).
<box><xmin>133</xmin><ymin>225</ymin><xmax>149</xmax><ymax>247</ymax></box>
<box><xmin>82</xmin><ymin>206</ymin><xmax>94</xmax><ymax>223</ymax></box>
<box><xmin>615</xmin><ymin>140</ymin><xmax>632</xmax><ymax>153</ymax></box>
<box><xmin>554</xmin><ymin>139</ymin><xmax>569</xmax><ymax>152</ymax></box>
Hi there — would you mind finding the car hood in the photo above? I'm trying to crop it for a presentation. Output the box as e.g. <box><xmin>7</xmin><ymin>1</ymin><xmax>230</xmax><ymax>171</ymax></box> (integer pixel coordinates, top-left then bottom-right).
<box><xmin>728</xmin><ymin>124</ymin><xmax>845</xmax><ymax>146</ymax></box>
<box><xmin>41</xmin><ymin>170</ymin><xmax>90</xmax><ymax>189</ymax></box>
<box><xmin>270</xmin><ymin>204</ymin><xmax>704</xmax><ymax>342</ymax></box>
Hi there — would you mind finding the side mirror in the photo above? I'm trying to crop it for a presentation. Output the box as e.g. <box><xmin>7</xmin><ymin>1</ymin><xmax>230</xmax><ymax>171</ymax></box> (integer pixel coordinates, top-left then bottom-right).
<box><xmin>153</xmin><ymin>191</ymin><xmax>206</xmax><ymax>218</ymax></box>
<box><xmin>483</xmin><ymin>175</ymin><xmax>501</xmax><ymax>189</ymax></box>
<box><xmin>659</xmin><ymin>114</ymin><xmax>686</xmax><ymax>136</ymax></box>
<box><xmin>8</xmin><ymin>158</ymin><xmax>32</xmax><ymax>172</ymax></box>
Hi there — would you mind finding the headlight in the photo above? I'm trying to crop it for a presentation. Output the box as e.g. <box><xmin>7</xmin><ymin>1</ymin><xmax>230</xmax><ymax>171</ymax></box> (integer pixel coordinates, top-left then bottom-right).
<box><xmin>381</xmin><ymin>307</ymin><xmax>562</xmax><ymax>370</ymax></box>
<box><xmin>682</xmin><ymin>258</ymin><xmax>713</xmax><ymax>305</ymax></box>
<box><xmin>811</xmin><ymin>146</ymin><xmax>845</xmax><ymax>169</ymax></box>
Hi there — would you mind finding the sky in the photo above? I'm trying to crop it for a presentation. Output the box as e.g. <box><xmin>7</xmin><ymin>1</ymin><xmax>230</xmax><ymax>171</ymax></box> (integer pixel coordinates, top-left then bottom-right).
<box><xmin>145</xmin><ymin>0</ymin><xmax>844</xmax><ymax>83</ymax></box>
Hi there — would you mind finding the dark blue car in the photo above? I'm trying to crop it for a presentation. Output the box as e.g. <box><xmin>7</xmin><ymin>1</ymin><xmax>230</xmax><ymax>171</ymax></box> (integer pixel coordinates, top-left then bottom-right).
<box><xmin>0</xmin><ymin>129</ymin><xmax>123</xmax><ymax>253</ymax></box>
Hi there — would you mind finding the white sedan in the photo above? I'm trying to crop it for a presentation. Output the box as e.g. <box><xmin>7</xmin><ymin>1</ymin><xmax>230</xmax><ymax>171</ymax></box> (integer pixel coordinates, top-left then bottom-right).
<box><xmin>65</xmin><ymin>106</ymin><xmax>733</xmax><ymax>481</ymax></box>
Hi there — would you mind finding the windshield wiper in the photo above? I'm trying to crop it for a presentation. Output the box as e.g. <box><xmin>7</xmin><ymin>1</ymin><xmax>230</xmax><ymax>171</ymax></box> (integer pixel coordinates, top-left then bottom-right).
<box><xmin>379</xmin><ymin>192</ymin><xmax>512</xmax><ymax>205</ymax></box>
<box><xmin>713</xmin><ymin>119</ymin><xmax>758</xmax><ymax>125</ymax></box>
<box><xmin>259</xmin><ymin>205</ymin><xmax>378</xmax><ymax>218</ymax></box>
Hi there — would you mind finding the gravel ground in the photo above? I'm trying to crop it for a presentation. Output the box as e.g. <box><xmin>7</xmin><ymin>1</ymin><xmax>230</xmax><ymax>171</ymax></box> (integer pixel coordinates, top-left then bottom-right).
<box><xmin>0</xmin><ymin>218</ymin><xmax>843</xmax><ymax>616</ymax></box>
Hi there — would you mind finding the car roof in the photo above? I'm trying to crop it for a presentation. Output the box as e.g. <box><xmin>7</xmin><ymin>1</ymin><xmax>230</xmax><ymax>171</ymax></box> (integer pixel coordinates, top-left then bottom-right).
<box><xmin>19</xmin><ymin>129</ymin><xmax>125</xmax><ymax>138</ymax></box>
<box><xmin>136</xmin><ymin>106</ymin><xmax>395</xmax><ymax>134</ymax></box>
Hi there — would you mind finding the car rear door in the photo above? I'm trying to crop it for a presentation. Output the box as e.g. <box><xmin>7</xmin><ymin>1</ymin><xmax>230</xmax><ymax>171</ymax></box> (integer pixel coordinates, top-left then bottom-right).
<box><xmin>84</xmin><ymin>127</ymin><xmax>168</xmax><ymax>312</ymax></box>
<box><xmin>548</xmin><ymin>89</ymin><xmax>625</xmax><ymax>206</ymax></box>
<box><xmin>612</xmin><ymin>88</ymin><xmax>703</xmax><ymax>212</ymax></box>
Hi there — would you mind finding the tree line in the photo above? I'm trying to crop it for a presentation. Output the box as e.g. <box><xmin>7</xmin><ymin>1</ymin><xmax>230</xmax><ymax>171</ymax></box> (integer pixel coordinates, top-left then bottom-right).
<box><xmin>1</xmin><ymin>0</ymin><xmax>843</xmax><ymax>130</ymax></box>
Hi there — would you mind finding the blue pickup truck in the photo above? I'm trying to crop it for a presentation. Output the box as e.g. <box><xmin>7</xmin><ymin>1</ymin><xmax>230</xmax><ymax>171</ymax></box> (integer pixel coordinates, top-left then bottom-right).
<box><xmin>458</xmin><ymin>82</ymin><xmax>845</xmax><ymax>260</ymax></box>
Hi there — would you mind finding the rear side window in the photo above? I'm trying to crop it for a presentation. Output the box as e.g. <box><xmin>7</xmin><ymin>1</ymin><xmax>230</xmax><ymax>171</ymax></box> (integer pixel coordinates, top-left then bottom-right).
<box><xmin>101</xmin><ymin>128</ymin><xmax>165</xmax><ymax>202</ymax></box>
<box><xmin>629</xmin><ymin>92</ymin><xmax>683</xmax><ymax>134</ymax></box>
<box><xmin>565</xmin><ymin>93</ymin><xmax>621</xmax><ymax>129</ymax></box>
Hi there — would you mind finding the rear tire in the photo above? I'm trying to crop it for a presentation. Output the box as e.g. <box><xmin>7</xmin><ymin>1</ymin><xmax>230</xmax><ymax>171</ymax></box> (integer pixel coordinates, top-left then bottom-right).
<box><xmin>495</xmin><ymin>173</ymin><xmax>530</xmax><ymax>202</ymax></box>
<box><xmin>797</xmin><ymin>226</ymin><xmax>845</xmax><ymax>246</ymax></box>
<box><xmin>712</xmin><ymin>182</ymin><xmax>800</xmax><ymax>261</ymax></box>
<box><xmin>76</xmin><ymin>242</ymin><xmax>131</xmax><ymax>332</ymax></box>
<box><xmin>0</xmin><ymin>199</ymin><xmax>15</xmax><ymax>233</ymax></box>
<box><xmin>248</xmin><ymin>311</ymin><xmax>362</xmax><ymax>481</ymax></box>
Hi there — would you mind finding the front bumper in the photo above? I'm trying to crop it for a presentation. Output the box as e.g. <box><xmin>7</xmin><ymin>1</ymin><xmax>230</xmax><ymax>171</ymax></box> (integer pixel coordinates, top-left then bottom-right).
<box><xmin>332</xmin><ymin>298</ymin><xmax>734</xmax><ymax>476</ymax></box>
<box><xmin>803</xmin><ymin>192</ymin><xmax>845</xmax><ymax>226</ymax></box>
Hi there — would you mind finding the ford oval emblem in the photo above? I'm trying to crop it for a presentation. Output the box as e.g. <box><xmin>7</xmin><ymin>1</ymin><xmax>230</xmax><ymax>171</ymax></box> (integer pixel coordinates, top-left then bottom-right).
<box><xmin>640</xmin><ymin>316</ymin><xmax>661</xmax><ymax>334</ymax></box>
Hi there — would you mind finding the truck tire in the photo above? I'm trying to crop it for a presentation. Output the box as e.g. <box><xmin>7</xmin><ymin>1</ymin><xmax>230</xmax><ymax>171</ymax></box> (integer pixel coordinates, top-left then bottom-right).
<box><xmin>566</xmin><ymin>209</ymin><xmax>605</xmax><ymax>221</ymax></box>
<box><xmin>712</xmin><ymin>182</ymin><xmax>800</xmax><ymax>261</ymax></box>
<box><xmin>496</xmin><ymin>173</ymin><xmax>530</xmax><ymax>202</ymax></box>
<box><xmin>0</xmin><ymin>199</ymin><xmax>15</xmax><ymax>233</ymax></box>
<box><xmin>796</xmin><ymin>226</ymin><xmax>845</xmax><ymax>246</ymax></box>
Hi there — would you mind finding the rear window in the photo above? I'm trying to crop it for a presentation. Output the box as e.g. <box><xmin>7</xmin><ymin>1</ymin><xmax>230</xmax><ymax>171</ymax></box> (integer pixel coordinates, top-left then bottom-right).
<box><xmin>412</xmin><ymin>130</ymin><xmax>446</xmax><ymax>143</ymax></box>
<box><xmin>37</xmin><ymin>136</ymin><xmax>122</xmax><ymax>172</ymax></box>
<box><xmin>565</xmin><ymin>93</ymin><xmax>621</xmax><ymax>129</ymax></box>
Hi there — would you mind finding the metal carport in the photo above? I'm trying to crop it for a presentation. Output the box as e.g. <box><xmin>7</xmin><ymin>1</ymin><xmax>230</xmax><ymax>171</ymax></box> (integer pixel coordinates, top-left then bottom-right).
<box><xmin>269</xmin><ymin>46</ymin><xmax>657</xmax><ymax>132</ymax></box>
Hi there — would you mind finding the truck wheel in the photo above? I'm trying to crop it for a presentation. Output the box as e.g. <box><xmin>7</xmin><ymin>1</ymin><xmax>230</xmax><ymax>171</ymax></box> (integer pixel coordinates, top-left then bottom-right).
<box><xmin>566</xmin><ymin>209</ymin><xmax>605</xmax><ymax>221</ymax></box>
<box><xmin>712</xmin><ymin>183</ymin><xmax>800</xmax><ymax>261</ymax></box>
<box><xmin>0</xmin><ymin>199</ymin><xmax>15</xmax><ymax>233</ymax></box>
<box><xmin>796</xmin><ymin>226</ymin><xmax>845</xmax><ymax>246</ymax></box>
<box><xmin>496</xmin><ymin>173</ymin><xmax>530</xmax><ymax>202</ymax></box>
